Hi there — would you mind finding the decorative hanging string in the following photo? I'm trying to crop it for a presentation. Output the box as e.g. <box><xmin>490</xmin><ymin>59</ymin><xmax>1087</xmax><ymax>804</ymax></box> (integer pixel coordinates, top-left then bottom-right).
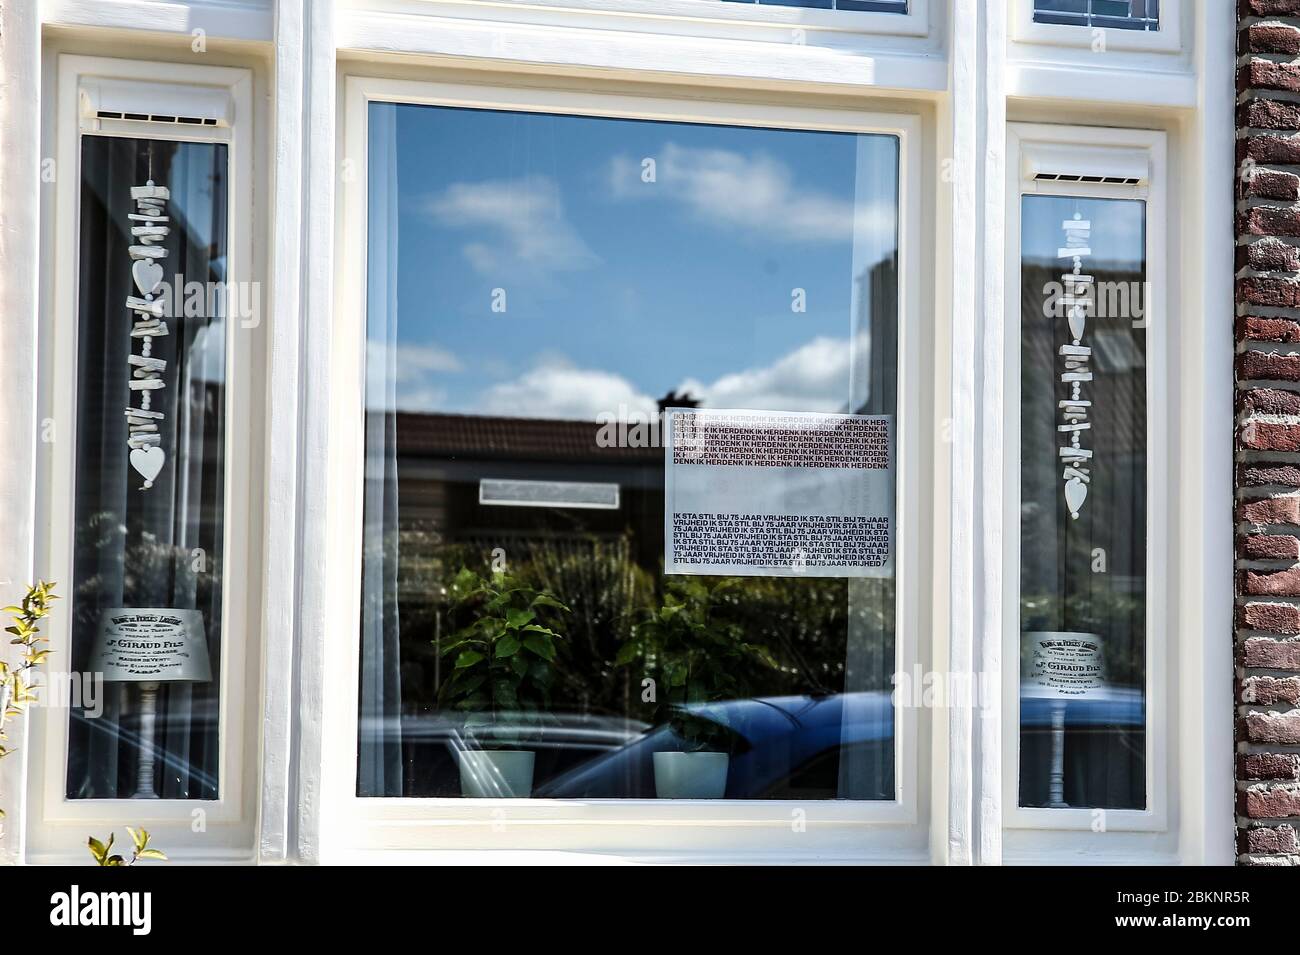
<box><xmin>124</xmin><ymin>144</ymin><xmax>171</xmax><ymax>490</ymax></box>
<box><xmin>1058</xmin><ymin>204</ymin><xmax>1093</xmax><ymax>520</ymax></box>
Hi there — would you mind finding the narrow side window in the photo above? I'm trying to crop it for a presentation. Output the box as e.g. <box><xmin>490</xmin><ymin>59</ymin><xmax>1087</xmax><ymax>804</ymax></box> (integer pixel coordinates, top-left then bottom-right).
<box><xmin>67</xmin><ymin>134</ymin><xmax>229</xmax><ymax>800</ymax></box>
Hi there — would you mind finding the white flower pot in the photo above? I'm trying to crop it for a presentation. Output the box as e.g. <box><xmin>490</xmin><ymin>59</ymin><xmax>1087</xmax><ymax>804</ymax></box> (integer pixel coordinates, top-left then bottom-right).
<box><xmin>459</xmin><ymin>750</ymin><xmax>535</xmax><ymax>798</ymax></box>
<box><xmin>653</xmin><ymin>751</ymin><xmax>729</xmax><ymax>799</ymax></box>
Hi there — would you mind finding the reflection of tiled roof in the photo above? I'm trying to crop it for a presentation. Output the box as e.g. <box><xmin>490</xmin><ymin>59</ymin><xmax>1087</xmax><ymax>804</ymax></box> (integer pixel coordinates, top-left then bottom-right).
<box><xmin>393</xmin><ymin>411</ymin><xmax>662</xmax><ymax>462</ymax></box>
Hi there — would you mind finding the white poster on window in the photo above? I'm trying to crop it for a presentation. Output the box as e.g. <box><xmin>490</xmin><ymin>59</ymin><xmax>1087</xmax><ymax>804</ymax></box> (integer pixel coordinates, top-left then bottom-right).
<box><xmin>1022</xmin><ymin>631</ymin><xmax>1108</xmax><ymax>699</ymax></box>
<box><xmin>664</xmin><ymin>408</ymin><xmax>894</xmax><ymax>578</ymax></box>
<box><xmin>91</xmin><ymin>608</ymin><xmax>212</xmax><ymax>683</ymax></box>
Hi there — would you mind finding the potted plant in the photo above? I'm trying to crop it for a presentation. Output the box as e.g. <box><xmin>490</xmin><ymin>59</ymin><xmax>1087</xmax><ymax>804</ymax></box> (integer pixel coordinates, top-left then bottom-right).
<box><xmin>436</xmin><ymin>567</ymin><xmax>569</xmax><ymax>797</ymax></box>
<box><xmin>616</xmin><ymin>577</ymin><xmax>777</xmax><ymax>798</ymax></box>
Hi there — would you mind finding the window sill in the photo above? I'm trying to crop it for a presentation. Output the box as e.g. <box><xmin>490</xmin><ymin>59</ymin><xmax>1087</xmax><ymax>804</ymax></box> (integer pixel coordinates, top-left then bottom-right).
<box><xmin>324</xmin><ymin>846</ymin><xmax>933</xmax><ymax>865</ymax></box>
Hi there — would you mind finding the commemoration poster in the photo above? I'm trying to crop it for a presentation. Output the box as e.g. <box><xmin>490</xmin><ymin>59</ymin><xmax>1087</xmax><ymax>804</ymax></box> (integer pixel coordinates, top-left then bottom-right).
<box><xmin>664</xmin><ymin>408</ymin><xmax>894</xmax><ymax>578</ymax></box>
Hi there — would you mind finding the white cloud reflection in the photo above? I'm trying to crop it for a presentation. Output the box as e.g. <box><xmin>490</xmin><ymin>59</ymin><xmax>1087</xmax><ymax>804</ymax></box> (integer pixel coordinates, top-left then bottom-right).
<box><xmin>368</xmin><ymin>340</ymin><xmax>462</xmax><ymax>411</ymax></box>
<box><xmin>676</xmin><ymin>336</ymin><xmax>851</xmax><ymax>412</ymax></box>
<box><xmin>479</xmin><ymin>355</ymin><xmax>658</xmax><ymax>420</ymax></box>
<box><xmin>609</xmin><ymin>142</ymin><xmax>892</xmax><ymax>244</ymax></box>
<box><xmin>457</xmin><ymin>336</ymin><xmax>852</xmax><ymax>420</ymax></box>
<box><xmin>420</xmin><ymin>175</ymin><xmax>599</xmax><ymax>278</ymax></box>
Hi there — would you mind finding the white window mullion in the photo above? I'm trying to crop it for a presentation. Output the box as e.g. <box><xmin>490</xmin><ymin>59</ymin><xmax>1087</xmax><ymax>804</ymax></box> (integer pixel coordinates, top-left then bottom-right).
<box><xmin>257</xmin><ymin>0</ymin><xmax>308</xmax><ymax>865</ymax></box>
<box><xmin>944</xmin><ymin>0</ymin><xmax>1006</xmax><ymax>868</ymax></box>
<box><xmin>0</xmin><ymin>0</ymin><xmax>43</xmax><ymax>868</ymax></box>
<box><xmin>294</xmin><ymin>0</ymin><xmax>340</xmax><ymax>866</ymax></box>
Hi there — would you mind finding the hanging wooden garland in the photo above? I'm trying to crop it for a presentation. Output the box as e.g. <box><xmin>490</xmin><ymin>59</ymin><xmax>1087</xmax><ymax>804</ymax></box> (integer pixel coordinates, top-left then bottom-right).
<box><xmin>125</xmin><ymin>179</ymin><xmax>170</xmax><ymax>490</ymax></box>
<box><xmin>1058</xmin><ymin>211</ymin><xmax>1093</xmax><ymax>521</ymax></box>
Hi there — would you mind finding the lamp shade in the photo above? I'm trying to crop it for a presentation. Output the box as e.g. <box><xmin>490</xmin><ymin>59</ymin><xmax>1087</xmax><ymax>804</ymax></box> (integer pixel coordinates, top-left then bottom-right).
<box><xmin>90</xmin><ymin>608</ymin><xmax>212</xmax><ymax>683</ymax></box>
<box><xmin>1021</xmin><ymin>630</ymin><xmax>1106</xmax><ymax>700</ymax></box>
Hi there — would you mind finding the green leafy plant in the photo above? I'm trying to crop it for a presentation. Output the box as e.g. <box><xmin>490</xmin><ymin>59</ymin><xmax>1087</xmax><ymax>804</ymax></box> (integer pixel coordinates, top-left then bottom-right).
<box><xmin>616</xmin><ymin>577</ymin><xmax>778</xmax><ymax>752</ymax></box>
<box><xmin>436</xmin><ymin>568</ymin><xmax>570</xmax><ymax>743</ymax></box>
<box><xmin>88</xmin><ymin>827</ymin><xmax>167</xmax><ymax>866</ymax></box>
<box><xmin>0</xmin><ymin>581</ymin><xmax>58</xmax><ymax>820</ymax></box>
<box><xmin>0</xmin><ymin>583</ymin><xmax>166</xmax><ymax>863</ymax></box>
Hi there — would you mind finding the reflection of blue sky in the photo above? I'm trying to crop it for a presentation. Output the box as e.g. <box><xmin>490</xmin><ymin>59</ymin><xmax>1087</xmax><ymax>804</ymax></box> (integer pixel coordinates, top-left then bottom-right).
<box><xmin>369</xmin><ymin>103</ymin><xmax>898</xmax><ymax>419</ymax></box>
<box><xmin>1021</xmin><ymin>195</ymin><xmax>1145</xmax><ymax>271</ymax></box>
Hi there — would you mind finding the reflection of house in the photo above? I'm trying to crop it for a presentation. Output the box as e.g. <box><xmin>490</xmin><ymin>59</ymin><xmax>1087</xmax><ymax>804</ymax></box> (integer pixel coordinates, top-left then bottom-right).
<box><xmin>390</xmin><ymin>411</ymin><xmax>665</xmax><ymax>569</ymax></box>
<box><xmin>1021</xmin><ymin>260</ymin><xmax>1148</xmax><ymax>460</ymax></box>
<box><xmin>1019</xmin><ymin>260</ymin><xmax>1148</xmax><ymax>607</ymax></box>
<box><xmin>852</xmin><ymin>255</ymin><xmax>898</xmax><ymax>416</ymax></box>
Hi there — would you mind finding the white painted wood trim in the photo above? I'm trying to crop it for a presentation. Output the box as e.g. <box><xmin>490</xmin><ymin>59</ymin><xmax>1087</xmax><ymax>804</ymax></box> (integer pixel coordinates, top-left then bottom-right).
<box><xmin>1006</xmin><ymin>64</ymin><xmax>1197</xmax><ymax>110</ymax></box>
<box><xmin>0</xmin><ymin>0</ymin><xmax>42</xmax><ymax>866</ymax></box>
<box><xmin>1178</xmin><ymin>0</ymin><xmax>1234</xmax><ymax>867</ymax></box>
<box><xmin>256</xmin><ymin>0</ymin><xmax>306</xmax><ymax>865</ymax></box>
<box><xmin>943</xmin><ymin>0</ymin><xmax>974</xmax><ymax>867</ymax></box>
<box><xmin>976</xmin><ymin>0</ymin><xmax>1007</xmax><ymax>867</ymax></box>
<box><xmin>1005</xmin><ymin>0</ymin><xmax>1194</xmax><ymax>109</ymax></box>
<box><xmin>40</xmin><ymin>0</ymin><xmax>275</xmax><ymax>43</ymax></box>
<box><xmin>335</xmin><ymin>0</ymin><xmax>948</xmax><ymax>94</ymax></box>
<box><xmin>384</xmin><ymin>0</ymin><xmax>933</xmax><ymax>37</ymax></box>
<box><xmin>291</xmin><ymin>0</ymin><xmax>338</xmax><ymax>865</ymax></box>
<box><xmin>945</xmin><ymin>0</ymin><xmax>1008</xmax><ymax>868</ymax></box>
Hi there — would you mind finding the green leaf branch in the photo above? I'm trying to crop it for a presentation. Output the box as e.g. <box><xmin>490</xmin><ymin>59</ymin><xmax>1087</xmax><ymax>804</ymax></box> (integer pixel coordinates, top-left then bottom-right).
<box><xmin>0</xmin><ymin>581</ymin><xmax>165</xmax><ymax>864</ymax></box>
<box><xmin>0</xmin><ymin>580</ymin><xmax>58</xmax><ymax>819</ymax></box>
<box><xmin>88</xmin><ymin>827</ymin><xmax>167</xmax><ymax>866</ymax></box>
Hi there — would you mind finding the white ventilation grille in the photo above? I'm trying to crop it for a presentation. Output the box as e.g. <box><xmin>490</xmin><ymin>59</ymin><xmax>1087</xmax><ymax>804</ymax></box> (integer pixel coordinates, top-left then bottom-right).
<box><xmin>1021</xmin><ymin>142</ymin><xmax>1149</xmax><ymax>187</ymax></box>
<box><xmin>93</xmin><ymin>110</ymin><xmax>220</xmax><ymax>127</ymax></box>
<box><xmin>1032</xmin><ymin>172</ymin><xmax>1142</xmax><ymax>185</ymax></box>
<box><xmin>80</xmin><ymin>79</ymin><xmax>233</xmax><ymax>132</ymax></box>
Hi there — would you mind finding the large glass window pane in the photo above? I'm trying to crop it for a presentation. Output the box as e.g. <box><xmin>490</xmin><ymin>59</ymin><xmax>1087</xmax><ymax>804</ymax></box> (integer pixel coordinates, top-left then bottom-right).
<box><xmin>1018</xmin><ymin>195</ymin><xmax>1146</xmax><ymax>810</ymax></box>
<box><xmin>68</xmin><ymin>136</ymin><xmax>228</xmax><ymax>799</ymax></box>
<box><xmin>358</xmin><ymin>103</ymin><xmax>900</xmax><ymax>800</ymax></box>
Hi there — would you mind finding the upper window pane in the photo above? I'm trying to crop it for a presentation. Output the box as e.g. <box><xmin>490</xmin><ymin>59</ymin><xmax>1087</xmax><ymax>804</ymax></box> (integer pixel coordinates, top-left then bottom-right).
<box><xmin>719</xmin><ymin>0</ymin><xmax>908</xmax><ymax>11</ymax></box>
<box><xmin>1033</xmin><ymin>0</ymin><xmax>1159</xmax><ymax>31</ymax></box>
<box><xmin>1018</xmin><ymin>195</ymin><xmax>1147</xmax><ymax>811</ymax></box>
<box><xmin>357</xmin><ymin>102</ymin><xmax>901</xmax><ymax>800</ymax></box>
<box><xmin>68</xmin><ymin>136</ymin><xmax>228</xmax><ymax>799</ymax></box>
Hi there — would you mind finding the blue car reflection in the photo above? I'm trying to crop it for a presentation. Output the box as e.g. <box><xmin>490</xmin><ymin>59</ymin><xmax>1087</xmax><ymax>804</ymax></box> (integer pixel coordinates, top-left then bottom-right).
<box><xmin>1020</xmin><ymin>685</ymin><xmax>1145</xmax><ymax>728</ymax></box>
<box><xmin>536</xmin><ymin>692</ymin><xmax>896</xmax><ymax>800</ymax></box>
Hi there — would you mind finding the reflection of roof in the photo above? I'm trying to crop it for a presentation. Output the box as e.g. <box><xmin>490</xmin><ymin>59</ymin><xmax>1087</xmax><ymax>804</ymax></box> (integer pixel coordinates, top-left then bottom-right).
<box><xmin>392</xmin><ymin>411</ymin><xmax>661</xmax><ymax>462</ymax></box>
<box><xmin>1020</xmin><ymin>263</ymin><xmax>1146</xmax><ymax>457</ymax></box>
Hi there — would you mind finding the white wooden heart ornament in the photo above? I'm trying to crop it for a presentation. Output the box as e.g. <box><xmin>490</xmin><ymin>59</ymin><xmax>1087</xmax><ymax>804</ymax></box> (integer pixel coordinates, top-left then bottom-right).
<box><xmin>1067</xmin><ymin>308</ymin><xmax>1086</xmax><ymax>343</ymax></box>
<box><xmin>125</xmin><ymin>181</ymin><xmax>172</xmax><ymax>492</ymax></box>
<box><xmin>132</xmin><ymin>259</ymin><xmax>164</xmax><ymax>296</ymax></box>
<box><xmin>130</xmin><ymin>446</ymin><xmax>165</xmax><ymax>488</ymax></box>
<box><xmin>1064</xmin><ymin>476</ymin><xmax>1087</xmax><ymax>520</ymax></box>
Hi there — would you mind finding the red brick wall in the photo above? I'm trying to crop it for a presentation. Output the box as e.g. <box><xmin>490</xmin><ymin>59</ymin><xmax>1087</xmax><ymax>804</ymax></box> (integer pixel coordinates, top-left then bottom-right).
<box><xmin>1237</xmin><ymin>0</ymin><xmax>1300</xmax><ymax>866</ymax></box>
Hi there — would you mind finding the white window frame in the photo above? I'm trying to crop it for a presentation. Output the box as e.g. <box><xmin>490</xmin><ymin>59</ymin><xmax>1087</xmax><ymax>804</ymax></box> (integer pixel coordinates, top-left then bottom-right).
<box><xmin>355</xmin><ymin>0</ymin><xmax>930</xmax><ymax>39</ymax></box>
<box><xmin>1002</xmin><ymin>123</ymin><xmax>1169</xmax><ymax>835</ymax></box>
<box><xmin>336</xmin><ymin>0</ymin><xmax>947</xmax><ymax>99</ymax></box>
<box><xmin>1012</xmin><ymin>0</ymin><xmax>1182</xmax><ymax>54</ymax></box>
<box><xmin>26</xmin><ymin>53</ymin><xmax>259</xmax><ymax>862</ymax></box>
<box><xmin>11</xmin><ymin>0</ymin><xmax>1232</xmax><ymax>867</ymax></box>
<box><xmin>320</xmin><ymin>73</ymin><xmax>928</xmax><ymax>861</ymax></box>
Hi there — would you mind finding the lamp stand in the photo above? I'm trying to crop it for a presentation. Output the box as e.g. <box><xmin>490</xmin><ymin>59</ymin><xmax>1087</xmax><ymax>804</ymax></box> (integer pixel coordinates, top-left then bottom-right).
<box><xmin>1048</xmin><ymin>699</ymin><xmax>1069</xmax><ymax>808</ymax></box>
<box><xmin>132</xmin><ymin>681</ymin><xmax>161</xmax><ymax>798</ymax></box>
